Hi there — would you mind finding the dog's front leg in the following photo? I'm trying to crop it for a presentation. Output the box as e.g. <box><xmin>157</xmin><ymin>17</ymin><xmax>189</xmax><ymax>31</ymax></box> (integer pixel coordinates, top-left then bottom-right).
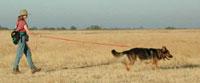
<box><xmin>152</xmin><ymin>58</ymin><xmax>159</xmax><ymax>69</ymax></box>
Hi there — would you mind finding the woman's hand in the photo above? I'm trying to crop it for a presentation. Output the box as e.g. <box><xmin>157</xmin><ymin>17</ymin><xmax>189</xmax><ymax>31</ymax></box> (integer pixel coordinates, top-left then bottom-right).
<box><xmin>24</xmin><ymin>25</ymin><xmax>40</xmax><ymax>37</ymax></box>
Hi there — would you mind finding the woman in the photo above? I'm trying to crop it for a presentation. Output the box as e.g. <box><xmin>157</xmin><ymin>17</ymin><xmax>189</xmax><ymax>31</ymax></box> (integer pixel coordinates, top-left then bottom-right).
<box><xmin>13</xmin><ymin>9</ymin><xmax>41</xmax><ymax>74</ymax></box>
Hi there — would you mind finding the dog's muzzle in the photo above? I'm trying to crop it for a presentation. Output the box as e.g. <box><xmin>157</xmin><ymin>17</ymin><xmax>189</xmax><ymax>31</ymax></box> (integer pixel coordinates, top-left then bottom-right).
<box><xmin>168</xmin><ymin>55</ymin><xmax>173</xmax><ymax>58</ymax></box>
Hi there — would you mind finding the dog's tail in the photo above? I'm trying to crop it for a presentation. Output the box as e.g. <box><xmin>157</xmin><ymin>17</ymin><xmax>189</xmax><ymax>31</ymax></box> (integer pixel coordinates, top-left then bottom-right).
<box><xmin>111</xmin><ymin>49</ymin><xmax>125</xmax><ymax>57</ymax></box>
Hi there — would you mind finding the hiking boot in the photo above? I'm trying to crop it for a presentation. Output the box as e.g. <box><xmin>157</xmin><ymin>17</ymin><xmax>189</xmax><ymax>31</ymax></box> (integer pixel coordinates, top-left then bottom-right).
<box><xmin>12</xmin><ymin>68</ymin><xmax>21</xmax><ymax>74</ymax></box>
<box><xmin>31</xmin><ymin>68</ymin><xmax>41</xmax><ymax>74</ymax></box>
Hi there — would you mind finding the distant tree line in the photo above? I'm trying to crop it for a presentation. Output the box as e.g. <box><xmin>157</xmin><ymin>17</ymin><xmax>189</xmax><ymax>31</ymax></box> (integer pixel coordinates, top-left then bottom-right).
<box><xmin>0</xmin><ymin>24</ymin><xmax>199</xmax><ymax>30</ymax></box>
<box><xmin>35</xmin><ymin>26</ymin><xmax>198</xmax><ymax>30</ymax></box>
<box><xmin>31</xmin><ymin>25</ymin><xmax>105</xmax><ymax>30</ymax></box>
<box><xmin>30</xmin><ymin>26</ymin><xmax>77</xmax><ymax>30</ymax></box>
<box><xmin>30</xmin><ymin>25</ymin><xmax>105</xmax><ymax>30</ymax></box>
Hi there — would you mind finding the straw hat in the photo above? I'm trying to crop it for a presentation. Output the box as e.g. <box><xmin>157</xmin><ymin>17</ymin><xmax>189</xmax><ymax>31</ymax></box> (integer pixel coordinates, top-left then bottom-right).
<box><xmin>19</xmin><ymin>9</ymin><xmax>28</xmax><ymax>16</ymax></box>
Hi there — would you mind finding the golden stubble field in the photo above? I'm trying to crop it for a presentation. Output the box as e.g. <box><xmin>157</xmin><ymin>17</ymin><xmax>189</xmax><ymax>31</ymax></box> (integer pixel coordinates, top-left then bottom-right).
<box><xmin>0</xmin><ymin>29</ymin><xmax>200</xmax><ymax>83</ymax></box>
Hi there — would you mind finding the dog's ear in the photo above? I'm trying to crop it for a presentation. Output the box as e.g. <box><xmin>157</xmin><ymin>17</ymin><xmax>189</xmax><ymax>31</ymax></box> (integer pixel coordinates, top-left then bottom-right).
<box><xmin>161</xmin><ymin>46</ymin><xmax>167</xmax><ymax>52</ymax></box>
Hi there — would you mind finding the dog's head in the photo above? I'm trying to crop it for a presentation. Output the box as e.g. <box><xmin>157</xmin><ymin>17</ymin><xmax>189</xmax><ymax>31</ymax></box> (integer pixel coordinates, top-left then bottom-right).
<box><xmin>161</xmin><ymin>46</ymin><xmax>173</xmax><ymax>60</ymax></box>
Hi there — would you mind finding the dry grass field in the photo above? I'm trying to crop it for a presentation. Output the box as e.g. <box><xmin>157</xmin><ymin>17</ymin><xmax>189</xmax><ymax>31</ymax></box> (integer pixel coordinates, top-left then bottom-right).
<box><xmin>0</xmin><ymin>29</ymin><xmax>200</xmax><ymax>83</ymax></box>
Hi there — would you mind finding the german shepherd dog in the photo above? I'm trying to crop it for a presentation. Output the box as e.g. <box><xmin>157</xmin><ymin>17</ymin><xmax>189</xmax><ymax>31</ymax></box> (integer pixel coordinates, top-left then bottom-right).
<box><xmin>111</xmin><ymin>46</ymin><xmax>173</xmax><ymax>71</ymax></box>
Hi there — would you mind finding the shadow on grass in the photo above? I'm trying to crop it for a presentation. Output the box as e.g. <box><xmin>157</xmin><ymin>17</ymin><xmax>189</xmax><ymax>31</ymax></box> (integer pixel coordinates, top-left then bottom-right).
<box><xmin>45</xmin><ymin>63</ymin><xmax>200</xmax><ymax>73</ymax></box>
<box><xmin>45</xmin><ymin>62</ymin><xmax>116</xmax><ymax>72</ymax></box>
<box><xmin>65</xmin><ymin>62</ymin><xmax>115</xmax><ymax>69</ymax></box>
<box><xmin>160</xmin><ymin>64</ymin><xmax>200</xmax><ymax>70</ymax></box>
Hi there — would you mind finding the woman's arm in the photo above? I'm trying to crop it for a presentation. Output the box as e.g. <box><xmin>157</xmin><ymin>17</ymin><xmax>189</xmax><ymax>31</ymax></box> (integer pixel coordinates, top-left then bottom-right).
<box><xmin>24</xmin><ymin>24</ymin><xmax>31</xmax><ymax>36</ymax></box>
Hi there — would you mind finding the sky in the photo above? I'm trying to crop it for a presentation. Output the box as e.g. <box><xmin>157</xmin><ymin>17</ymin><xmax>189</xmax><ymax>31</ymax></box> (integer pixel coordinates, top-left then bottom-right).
<box><xmin>0</xmin><ymin>0</ymin><xmax>200</xmax><ymax>28</ymax></box>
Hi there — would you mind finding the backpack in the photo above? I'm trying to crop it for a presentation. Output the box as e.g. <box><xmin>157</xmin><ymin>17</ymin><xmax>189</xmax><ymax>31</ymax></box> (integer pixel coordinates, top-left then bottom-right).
<box><xmin>11</xmin><ymin>30</ymin><xmax>20</xmax><ymax>45</ymax></box>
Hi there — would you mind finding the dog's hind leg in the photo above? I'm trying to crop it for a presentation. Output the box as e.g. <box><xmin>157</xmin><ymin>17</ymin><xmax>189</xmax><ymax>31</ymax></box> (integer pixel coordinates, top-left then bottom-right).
<box><xmin>125</xmin><ymin>55</ymin><xmax>136</xmax><ymax>71</ymax></box>
<box><xmin>124</xmin><ymin>59</ymin><xmax>130</xmax><ymax>71</ymax></box>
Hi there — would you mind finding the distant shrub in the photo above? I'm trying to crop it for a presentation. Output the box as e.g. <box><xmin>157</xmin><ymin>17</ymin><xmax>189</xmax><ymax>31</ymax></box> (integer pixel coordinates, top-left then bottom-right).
<box><xmin>70</xmin><ymin>26</ymin><xmax>77</xmax><ymax>30</ymax></box>
<box><xmin>57</xmin><ymin>27</ymin><xmax>67</xmax><ymax>30</ymax></box>
<box><xmin>30</xmin><ymin>26</ymin><xmax>38</xmax><ymax>30</ymax></box>
<box><xmin>42</xmin><ymin>27</ymin><xmax>56</xmax><ymax>30</ymax></box>
<box><xmin>165</xmin><ymin>26</ymin><xmax>176</xmax><ymax>30</ymax></box>
<box><xmin>86</xmin><ymin>25</ymin><xmax>102</xmax><ymax>30</ymax></box>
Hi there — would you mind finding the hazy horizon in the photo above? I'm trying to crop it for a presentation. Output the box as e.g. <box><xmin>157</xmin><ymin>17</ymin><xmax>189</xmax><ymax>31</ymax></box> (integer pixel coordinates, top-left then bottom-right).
<box><xmin>0</xmin><ymin>0</ymin><xmax>200</xmax><ymax>28</ymax></box>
